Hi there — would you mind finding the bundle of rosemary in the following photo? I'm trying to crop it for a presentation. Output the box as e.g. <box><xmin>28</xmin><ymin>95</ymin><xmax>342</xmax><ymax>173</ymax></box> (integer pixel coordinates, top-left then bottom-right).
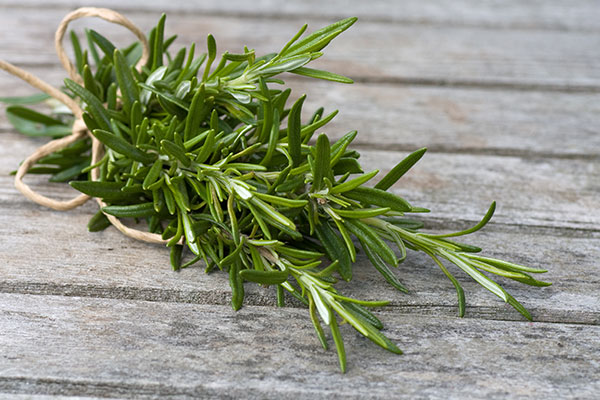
<box><xmin>2</xmin><ymin>13</ymin><xmax>550</xmax><ymax>372</ymax></box>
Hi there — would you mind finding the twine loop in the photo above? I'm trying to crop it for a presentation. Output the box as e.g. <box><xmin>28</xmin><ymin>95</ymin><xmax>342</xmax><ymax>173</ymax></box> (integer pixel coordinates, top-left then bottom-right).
<box><xmin>1</xmin><ymin>7</ymin><xmax>168</xmax><ymax>244</ymax></box>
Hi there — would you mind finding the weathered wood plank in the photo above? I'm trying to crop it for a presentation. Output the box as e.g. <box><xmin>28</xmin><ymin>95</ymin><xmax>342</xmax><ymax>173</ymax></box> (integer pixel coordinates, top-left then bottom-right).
<box><xmin>292</xmin><ymin>80</ymin><xmax>600</xmax><ymax>157</ymax></box>
<box><xmin>1</xmin><ymin>68</ymin><xmax>599</xmax><ymax>158</ymax></box>
<box><xmin>1</xmin><ymin>9</ymin><xmax>599</xmax><ymax>88</ymax></box>
<box><xmin>5</xmin><ymin>0</ymin><xmax>600</xmax><ymax>31</ymax></box>
<box><xmin>1</xmin><ymin>293</ymin><xmax>599</xmax><ymax>399</ymax></box>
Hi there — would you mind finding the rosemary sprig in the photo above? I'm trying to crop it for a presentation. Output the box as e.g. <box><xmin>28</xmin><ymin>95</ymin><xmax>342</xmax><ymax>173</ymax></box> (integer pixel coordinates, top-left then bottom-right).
<box><xmin>3</xmin><ymin>15</ymin><xmax>550</xmax><ymax>373</ymax></box>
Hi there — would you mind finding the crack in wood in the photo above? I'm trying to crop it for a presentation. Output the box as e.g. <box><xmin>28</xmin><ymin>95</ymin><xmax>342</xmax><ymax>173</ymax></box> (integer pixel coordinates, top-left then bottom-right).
<box><xmin>1</xmin><ymin>283</ymin><xmax>597</xmax><ymax>326</ymax></box>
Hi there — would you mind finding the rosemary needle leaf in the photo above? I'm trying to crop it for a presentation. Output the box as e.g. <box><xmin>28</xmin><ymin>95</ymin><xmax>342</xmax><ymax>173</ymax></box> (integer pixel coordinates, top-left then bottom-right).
<box><xmin>0</xmin><ymin>92</ymin><xmax>50</xmax><ymax>105</ymax></box>
<box><xmin>87</xmin><ymin>209</ymin><xmax>111</xmax><ymax>232</ymax></box>
<box><xmin>69</xmin><ymin>181</ymin><xmax>136</xmax><ymax>201</ymax></box>
<box><xmin>427</xmin><ymin>201</ymin><xmax>496</xmax><ymax>239</ymax></box>
<box><xmin>319</xmin><ymin>228</ymin><xmax>353</xmax><ymax>280</ymax></box>
<box><xmin>329</xmin><ymin>317</ymin><xmax>347</xmax><ymax>373</ymax></box>
<box><xmin>312</xmin><ymin>134</ymin><xmax>332</xmax><ymax>192</ymax></box>
<box><xmin>344</xmin><ymin>187</ymin><xmax>412</xmax><ymax>212</ymax></box>
<box><xmin>374</xmin><ymin>147</ymin><xmax>427</xmax><ymax>191</ymax></box>
<box><xmin>64</xmin><ymin>79</ymin><xmax>111</xmax><ymax>130</ymax></box>
<box><xmin>6</xmin><ymin>106</ymin><xmax>71</xmax><ymax>137</ymax></box>
<box><xmin>239</xmin><ymin>269</ymin><xmax>289</xmax><ymax>285</ymax></box>
<box><xmin>291</xmin><ymin>67</ymin><xmax>353</xmax><ymax>84</ymax></box>
<box><xmin>287</xmin><ymin>94</ymin><xmax>305</xmax><ymax>167</ymax></box>
<box><xmin>92</xmin><ymin>129</ymin><xmax>156</xmax><ymax>164</ymax></box>
<box><xmin>114</xmin><ymin>49</ymin><xmax>140</xmax><ymax>115</ymax></box>
<box><xmin>330</xmin><ymin>170</ymin><xmax>379</xmax><ymax>194</ymax></box>
<box><xmin>102</xmin><ymin>202</ymin><xmax>156</xmax><ymax>218</ymax></box>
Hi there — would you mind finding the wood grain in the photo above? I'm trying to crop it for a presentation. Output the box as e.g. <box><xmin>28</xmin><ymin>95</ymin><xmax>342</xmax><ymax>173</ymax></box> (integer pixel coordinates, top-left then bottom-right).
<box><xmin>1</xmin><ymin>293</ymin><xmax>598</xmax><ymax>398</ymax></box>
<box><xmin>0</xmin><ymin>1</ymin><xmax>598</xmax><ymax>397</ymax></box>
<box><xmin>1</xmin><ymin>8</ymin><xmax>599</xmax><ymax>89</ymax></box>
<box><xmin>5</xmin><ymin>0</ymin><xmax>600</xmax><ymax>31</ymax></box>
<box><xmin>2</xmin><ymin>68</ymin><xmax>599</xmax><ymax>158</ymax></box>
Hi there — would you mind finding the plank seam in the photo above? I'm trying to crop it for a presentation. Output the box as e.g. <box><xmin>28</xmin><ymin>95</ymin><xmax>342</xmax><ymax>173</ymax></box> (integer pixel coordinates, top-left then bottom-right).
<box><xmin>1</xmin><ymin>286</ymin><xmax>597</xmax><ymax>326</ymax></box>
<box><xmin>1</xmin><ymin>3</ymin><xmax>599</xmax><ymax>33</ymax></box>
<box><xmin>8</xmin><ymin>61</ymin><xmax>600</xmax><ymax>94</ymax></box>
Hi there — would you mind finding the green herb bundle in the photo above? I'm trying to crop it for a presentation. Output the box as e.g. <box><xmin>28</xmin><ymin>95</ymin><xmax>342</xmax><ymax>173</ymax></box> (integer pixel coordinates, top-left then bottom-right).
<box><xmin>2</xmin><ymin>14</ymin><xmax>550</xmax><ymax>372</ymax></box>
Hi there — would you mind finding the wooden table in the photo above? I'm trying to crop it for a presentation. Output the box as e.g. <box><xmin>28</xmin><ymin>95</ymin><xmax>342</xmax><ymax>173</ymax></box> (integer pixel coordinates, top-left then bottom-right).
<box><xmin>1</xmin><ymin>1</ymin><xmax>599</xmax><ymax>398</ymax></box>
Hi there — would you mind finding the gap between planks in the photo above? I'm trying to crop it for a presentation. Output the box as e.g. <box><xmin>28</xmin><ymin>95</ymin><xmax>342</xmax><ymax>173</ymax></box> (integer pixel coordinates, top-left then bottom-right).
<box><xmin>0</xmin><ymin>283</ymin><xmax>597</xmax><ymax>327</ymax></box>
<box><xmin>3</xmin><ymin>0</ymin><xmax>600</xmax><ymax>32</ymax></box>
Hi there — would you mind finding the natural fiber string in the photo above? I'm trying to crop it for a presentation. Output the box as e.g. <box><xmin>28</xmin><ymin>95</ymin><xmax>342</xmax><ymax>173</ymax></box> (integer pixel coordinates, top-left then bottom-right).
<box><xmin>1</xmin><ymin>7</ymin><xmax>169</xmax><ymax>244</ymax></box>
<box><xmin>55</xmin><ymin>7</ymin><xmax>149</xmax><ymax>85</ymax></box>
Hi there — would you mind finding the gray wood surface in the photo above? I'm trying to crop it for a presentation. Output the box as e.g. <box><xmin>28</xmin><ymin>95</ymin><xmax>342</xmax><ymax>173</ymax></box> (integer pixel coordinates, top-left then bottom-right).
<box><xmin>3</xmin><ymin>68</ymin><xmax>600</xmax><ymax>157</ymax></box>
<box><xmin>1</xmin><ymin>293</ymin><xmax>599</xmax><ymax>399</ymax></box>
<box><xmin>2</xmin><ymin>8</ymin><xmax>600</xmax><ymax>89</ymax></box>
<box><xmin>0</xmin><ymin>1</ymin><xmax>598</xmax><ymax>399</ymax></box>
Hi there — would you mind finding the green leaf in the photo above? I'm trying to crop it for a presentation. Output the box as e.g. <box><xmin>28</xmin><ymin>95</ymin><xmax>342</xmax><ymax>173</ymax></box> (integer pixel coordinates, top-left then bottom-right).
<box><xmin>102</xmin><ymin>202</ymin><xmax>156</xmax><ymax>218</ymax></box>
<box><xmin>138</xmin><ymin>83</ymin><xmax>190</xmax><ymax>111</ymax></box>
<box><xmin>0</xmin><ymin>93</ymin><xmax>50</xmax><ymax>105</ymax></box>
<box><xmin>312</xmin><ymin>134</ymin><xmax>331</xmax><ymax>192</ymax></box>
<box><xmin>425</xmin><ymin>249</ymin><xmax>466</xmax><ymax>317</ymax></box>
<box><xmin>278</xmin><ymin>23</ymin><xmax>308</xmax><ymax>56</ymax></box>
<box><xmin>441</xmin><ymin>250</ymin><xmax>508</xmax><ymax>303</ymax></box>
<box><xmin>184</xmin><ymin>84</ymin><xmax>206</xmax><ymax>141</ymax></box>
<box><xmin>345</xmin><ymin>219</ymin><xmax>397</xmax><ymax>266</ymax></box>
<box><xmin>254</xmin><ymin>192</ymin><xmax>308</xmax><ymax>208</ymax></box>
<box><xmin>285</xmin><ymin>17</ymin><xmax>357</xmax><ymax>57</ymax></box>
<box><xmin>330</xmin><ymin>170</ymin><xmax>378</xmax><ymax>194</ymax></box>
<box><xmin>170</xmin><ymin>245</ymin><xmax>183</xmax><ymax>270</ymax></box>
<box><xmin>65</xmin><ymin>79</ymin><xmax>111</xmax><ymax>130</ymax></box>
<box><xmin>114</xmin><ymin>49</ymin><xmax>140</xmax><ymax>115</ymax></box>
<box><xmin>143</xmin><ymin>159</ymin><xmax>163</xmax><ymax>190</ymax></box>
<box><xmin>314</xmin><ymin>221</ymin><xmax>352</xmax><ymax>281</ymax></box>
<box><xmin>506</xmin><ymin>293</ymin><xmax>533</xmax><ymax>321</ymax></box>
<box><xmin>161</xmin><ymin>139</ymin><xmax>192</xmax><ymax>167</ymax></box>
<box><xmin>463</xmin><ymin>253</ymin><xmax>548</xmax><ymax>274</ymax></box>
<box><xmin>239</xmin><ymin>269</ymin><xmax>289</xmax><ymax>285</ymax></box>
<box><xmin>181</xmin><ymin>211</ymin><xmax>201</xmax><ymax>255</ymax></box>
<box><xmin>152</xmin><ymin>14</ymin><xmax>166</xmax><ymax>70</ymax></box>
<box><xmin>309</xmin><ymin>294</ymin><xmax>329</xmax><ymax>350</ymax></box>
<box><xmin>308</xmin><ymin>285</ymin><xmax>331</xmax><ymax>325</ymax></box>
<box><xmin>220</xmin><ymin>241</ymin><xmax>244</xmax><ymax>267</ymax></box>
<box><xmin>291</xmin><ymin>67</ymin><xmax>353</xmax><ymax>83</ymax></box>
<box><xmin>260</xmin><ymin>108</ymin><xmax>280</xmax><ymax>166</ymax></box>
<box><xmin>427</xmin><ymin>202</ymin><xmax>496</xmax><ymax>239</ymax></box>
<box><xmin>360</xmin><ymin>239</ymin><xmax>408</xmax><ymax>293</ymax></box>
<box><xmin>374</xmin><ymin>147</ymin><xmax>426</xmax><ymax>191</ymax></box>
<box><xmin>92</xmin><ymin>129</ymin><xmax>156</xmax><ymax>164</ymax></box>
<box><xmin>287</xmin><ymin>94</ymin><xmax>305</xmax><ymax>167</ymax></box>
<box><xmin>343</xmin><ymin>302</ymin><xmax>384</xmax><ymax>329</ymax></box>
<box><xmin>87</xmin><ymin>209</ymin><xmax>111</xmax><ymax>232</ymax></box>
<box><xmin>69</xmin><ymin>181</ymin><xmax>139</xmax><ymax>201</ymax></box>
<box><xmin>48</xmin><ymin>161</ymin><xmax>88</xmax><ymax>182</ymax></box>
<box><xmin>329</xmin><ymin>317</ymin><xmax>346</xmax><ymax>373</ymax></box>
<box><xmin>89</xmin><ymin>29</ymin><xmax>116</xmax><ymax>57</ymax></box>
<box><xmin>250</xmin><ymin>197</ymin><xmax>296</xmax><ymax>230</ymax></box>
<box><xmin>202</xmin><ymin>34</ymin><xmax>217</xmax><ymax>81</ymax></box>
<box><xmin>257</xmin><ymin>55</ymin><xmax>311</xmax><ymax>76</ymax></box>
<box><xmin>344</xmin><ymin>187</ymin><xmax>412</xmax><ymax>212</ymax></box>
<box><xmin>229</xmin><ymin>260</ymin><xmax>245</xmax><ymax>310</ymax></box>
<box><xmin>334</xmin><ymin>207</ymin><xmax>390</xmax><ymax>219</ymax></box>
<box><xmin>6</xmin><ymin>106</ymin><xmax>71</xmax><ymax>137</ymax></box>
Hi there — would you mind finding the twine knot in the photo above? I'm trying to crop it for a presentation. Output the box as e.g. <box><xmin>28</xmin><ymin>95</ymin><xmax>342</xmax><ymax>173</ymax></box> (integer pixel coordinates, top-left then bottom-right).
<box><xmin>1</xmin><ymin>7</ymin><xmax>169</xmax><ymax>244</ymax></box>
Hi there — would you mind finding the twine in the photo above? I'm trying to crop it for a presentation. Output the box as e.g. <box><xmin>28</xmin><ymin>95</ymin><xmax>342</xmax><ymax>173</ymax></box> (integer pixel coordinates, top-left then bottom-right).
<box><xmin>1</xmin><ymin>7</ymin><xmax>169</xmax><ymax>245</ymax></box>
